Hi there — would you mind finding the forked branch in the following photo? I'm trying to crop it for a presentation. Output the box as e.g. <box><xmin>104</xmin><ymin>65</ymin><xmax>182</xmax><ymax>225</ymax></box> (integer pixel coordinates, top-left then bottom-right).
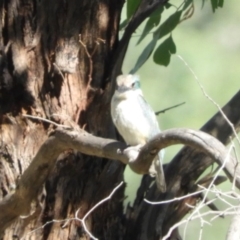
<box><xmin>0</xmin><ymin>126</ymin><xmax>238</xmax><ymax>234</ymax></box>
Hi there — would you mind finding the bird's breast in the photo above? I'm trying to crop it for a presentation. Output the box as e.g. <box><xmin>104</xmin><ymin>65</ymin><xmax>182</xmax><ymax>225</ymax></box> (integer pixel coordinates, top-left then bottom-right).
<box><xmin>111</xmin><ymin>97</ymin><xmax>156</xmax><ymax>145</ymax></box>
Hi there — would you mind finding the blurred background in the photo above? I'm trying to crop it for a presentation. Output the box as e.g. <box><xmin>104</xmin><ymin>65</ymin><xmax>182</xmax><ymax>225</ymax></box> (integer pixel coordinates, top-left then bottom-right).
<box><xmin>122</xmin><ymin>0</ymin><xmax>240</xmax><ymax>239</ymax></box>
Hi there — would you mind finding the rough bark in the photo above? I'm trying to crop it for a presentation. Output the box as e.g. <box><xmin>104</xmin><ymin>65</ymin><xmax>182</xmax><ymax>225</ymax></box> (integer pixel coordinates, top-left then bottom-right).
<box><xmin>0</xmin><ymin>0</ymin><xmax>239</xmax><ymax>240</ymax></box>
<box><xmin>1</xmin><ymin>126</ymin><xmax>238</xmax><ymax>236</ymax></box>
<box><xmin>0</xmin><ymin>0</ymin><xmax>126</xmax><ymax>239</ymax></box>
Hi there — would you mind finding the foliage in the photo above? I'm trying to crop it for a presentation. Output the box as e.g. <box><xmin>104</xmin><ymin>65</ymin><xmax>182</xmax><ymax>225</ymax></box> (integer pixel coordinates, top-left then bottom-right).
<box><xmin>0</xmin><ymin>0</ymin><xmax>231</xmax><ymax>239</ymax></box>
<box><xmin>124</xmin><ymin>0</ymin><xmax>224</xmax><ymax>72</ymax></box>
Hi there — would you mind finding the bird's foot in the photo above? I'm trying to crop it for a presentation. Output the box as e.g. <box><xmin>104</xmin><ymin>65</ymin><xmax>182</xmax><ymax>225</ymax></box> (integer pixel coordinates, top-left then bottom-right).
<box><xmin>123</xmin><ymin>144</ymin><xmax>143</xmax><ymax>163</ymax></box>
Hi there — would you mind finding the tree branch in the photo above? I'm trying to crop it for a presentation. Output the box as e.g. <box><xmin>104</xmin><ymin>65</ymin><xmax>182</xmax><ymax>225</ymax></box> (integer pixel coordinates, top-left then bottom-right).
<box><xmin>226</xmin><ymin>206</ymin><xmax>240</xmax><ymax>240</ymax></box>
<box><xmin>130</xmin><ymin>128</ymin><xmax>240</xmax><ymax>188</ymax></box>
<box><xmin>2</xmin><ymin>91</ymin><xmax>240</xmax><ymax>236</ymax></box>
<box><xmin>0</xmin><ymin>124</ymin><xmax>238</xmax><ymax>234</ymax></box>
<box><xmin>155</xmin><ymin>102</ymin><xmax>185</xmax><ymax>115</ymax></box>
<box><xmin>109</xmin><ymin>0</ymin><xmax>169</xmax><ymax>96</ymax></box>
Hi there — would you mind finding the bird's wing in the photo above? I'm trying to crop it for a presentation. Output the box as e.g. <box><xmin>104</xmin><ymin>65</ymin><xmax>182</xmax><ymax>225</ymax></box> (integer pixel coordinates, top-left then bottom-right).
<box><xmin>138</xmin><ymin>94</ymin><xmax>166</xmax><ymax>188</ymax></box>
<box><xmin>137</xmin><ymin>94</ymin><xmax>160</xmax><ymax>135</ymax></box>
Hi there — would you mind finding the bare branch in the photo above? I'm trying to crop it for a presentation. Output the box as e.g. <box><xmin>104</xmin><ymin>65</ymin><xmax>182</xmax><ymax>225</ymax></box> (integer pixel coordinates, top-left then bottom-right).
<box><xmin>155</xmin><ymin>102</ymin><xmax>185</xmax><ymax>115</ymax></box>
<box><xmin>177</xmin><ymin>54</ymin><xmax>240</xmax><ymax>145</ymax></box>
<box><xmin>226</xmin><ymin>207</ymin><xmax>240</xmax><ymax>240</ymax></box>
<box><xmin>144</xmin><ymin>189</ymin><xmax>205</xmax><ymax>205</ymax></box>
<box><xmin>23</xmin><ymin>114</ymin><xmax>70</xmax><ymax>128</ymax></box>
<box><xmin>0</xmin><ymin>92</ymin><xmax>240</xmax><ymax>236</ymax></box>
<box><xmin>109</xmin><ymin>0</ymin><xmax>169</xmax><ymax>96</ymax></box>
<box><xmin>22</xmin><ymin>182</ymin><xmax>124</xmax><ymax>240</ymax></box>
<box><xmin>0</xmin><ymin>125</ymin><xmax>238</xmax><ymax>234</ymax></box>
<box><xmin>130</xmin><ymin>128</ymin><xmax>240</xmax><ymax>189</ymax></box>
<box><xmin>0</xmin><ymin>128</ymin><xmax>128</xmax><ymax>234</ymax></box>
<box><xmin>79</xmin><ymin>181</ymin><xmax>124</xmax><ymax>240</ymax></box>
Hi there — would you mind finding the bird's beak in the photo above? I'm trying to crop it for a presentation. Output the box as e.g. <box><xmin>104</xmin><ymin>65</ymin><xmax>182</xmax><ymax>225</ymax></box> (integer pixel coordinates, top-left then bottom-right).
<box><xmin>116</xmin><ymin>84</ymin><xmax>129</xmax><ymax>93</ymax></box>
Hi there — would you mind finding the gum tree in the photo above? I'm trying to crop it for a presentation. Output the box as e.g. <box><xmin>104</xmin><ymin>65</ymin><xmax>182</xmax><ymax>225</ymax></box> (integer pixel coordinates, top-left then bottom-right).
<box><xmin>1</xmin><ymin>0</ymin><xmax>238</xmax><ymax>240</ymax></box>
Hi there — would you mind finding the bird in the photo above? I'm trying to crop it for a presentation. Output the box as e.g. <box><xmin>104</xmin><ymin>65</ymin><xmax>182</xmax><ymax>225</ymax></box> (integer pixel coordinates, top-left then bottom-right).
<box><xmin>111</xmin><ymin>74</ymin><xmax>166</xmax><ymax>192</ymax></box>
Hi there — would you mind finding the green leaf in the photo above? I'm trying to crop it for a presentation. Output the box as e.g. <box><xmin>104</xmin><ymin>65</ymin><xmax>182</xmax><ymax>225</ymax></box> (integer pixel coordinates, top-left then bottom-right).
<box><xmin>137</xmin><ymin>6</ymin><xmax>164</xmax><ymax>45</ymax></box>
<box><xmin>164</xmin><ymin>3</ymin><xmax>172</xmax><ymax>9</ymax></box>
<box><xmin>119</xmin><ymin>19</ymin><xmax>128</xmax><ymax>31</ymax></box>
<box><xmin>182</xmin><ymin>0</ymin><xmax>193</xmax><ymax>11</ymax></box>
<box><xmin>218</xmin><ymin>0</ymin><xmax>224</xmax><ymax>7</ymax></box>
<box><xmin>153</xmin><ymin>35</ymin><xmax>176</xmax><ymax>66</ymax></box>
<box><xmin>131</xmin><ymin>11</ymin><xmax>181</xmax><ymax>72</ymax></box>
<box><xmin>154</xmin><ymin>11</ymin><xmax>182</xmax><ymax>40</ymax></box>
<box><xmin>210</xmin><ymin>0</ymin><xmax>217</xmax><ymax>12</ymax></box>
<box><xmin>126</xmin><ymin>0</ymin><xmax>141</xmax><ymax>20</ymax></box>
<box><xmin>210</xmin><ymin>0</ymin><xmax>224</xmax><ymax>12</ymax></box>
<box><xmin>130</xmin><ymin>38</ymin><xmax>158</xmax><ymax>74</ymax></box>
<box><xmin>202</xmin><ymin>0</ymin><xmax>206</xmax><ymax>8</ymax></box>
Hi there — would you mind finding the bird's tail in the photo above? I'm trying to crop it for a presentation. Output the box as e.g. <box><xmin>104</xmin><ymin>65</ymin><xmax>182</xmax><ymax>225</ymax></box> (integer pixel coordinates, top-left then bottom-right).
<box><xmin>149</xmin><ymin>153</ymin><xmax>166</xmax><ymax>192</ymax></box>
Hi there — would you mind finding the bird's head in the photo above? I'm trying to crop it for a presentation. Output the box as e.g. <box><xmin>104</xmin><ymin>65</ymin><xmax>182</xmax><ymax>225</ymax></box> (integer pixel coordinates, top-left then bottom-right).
<box><xmin>114</xmin><ymin>74</ymin><xmax>142</xmax><ymax>99</ymax></box>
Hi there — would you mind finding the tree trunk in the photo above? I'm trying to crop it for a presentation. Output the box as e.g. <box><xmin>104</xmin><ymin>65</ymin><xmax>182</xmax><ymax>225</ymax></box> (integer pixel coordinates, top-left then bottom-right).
<box><xmin>1</xmin><ymin>1</ymin><xmax>240</xmax><ymax>240</ymax></box>
<box><xmin>0</xmin><ymin>0</ymin><xmax>125</xmax><ymax>239</ymax></box>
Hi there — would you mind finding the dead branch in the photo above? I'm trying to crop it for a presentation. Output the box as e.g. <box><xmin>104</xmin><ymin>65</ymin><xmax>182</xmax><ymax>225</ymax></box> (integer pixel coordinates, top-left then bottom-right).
<box><xmin>2</xmin><ymin>92</ymin><xmax>240</xmax><ymax>237</ymax></box>
<box><xmin>130</xmin><ymin>128</ymin><xmax>240</xmax><ymax>188</ymax></box>
<box><xmin>0</xmin><ymin>124</ymin><xmax>238</xmax><ymax>234</ymax></box>
<box><xmin>226</xmin><ymin>206</ymin><xmax>240</xmax><ymax>240</ymax></box>
<box><xmin>109</xmin><ymin>0</ymin><xmax>169</xmax><ymax>96</ymax></box>
<box><xmin>22</xmin><ymin>182</ymin><xmax>124</xmax><ymax>240</ymax></box>
<box><xmin>155</xmin><ymin>102</ymin><xmax>185</xmax><ymax>115</ymax></box>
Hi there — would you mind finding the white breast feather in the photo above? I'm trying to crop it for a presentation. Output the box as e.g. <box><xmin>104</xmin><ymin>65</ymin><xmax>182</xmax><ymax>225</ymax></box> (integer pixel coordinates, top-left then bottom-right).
<box><xmin>111</xmin><ymin>91</ymin><xmax>160</xmax><ymax>146</ymax></box>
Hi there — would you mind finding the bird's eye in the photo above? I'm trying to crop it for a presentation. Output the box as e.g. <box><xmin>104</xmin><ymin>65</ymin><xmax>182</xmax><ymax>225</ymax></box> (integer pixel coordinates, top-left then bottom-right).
<box><xmin>132</xmin><ymin>81</ymin><xmax>140</xmax><ymax>89</ymax></box>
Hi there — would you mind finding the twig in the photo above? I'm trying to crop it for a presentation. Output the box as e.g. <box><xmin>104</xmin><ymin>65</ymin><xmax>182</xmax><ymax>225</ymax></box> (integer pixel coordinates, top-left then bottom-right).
<box><xmin>22</xmin><ymin>114</ymin><xmax>70</xmax><ymax>128</ymax></box>
<box><xmin>182</xmin><ymin>144</ymin><xmax>234</xmax><ymax>239</ymax></box>
<box><xmin>76</xmin><ymin>181</ymin><xmax>124</xmax><ymax>240</ymax></box>
<box><xmin>53</xmin><ymin>63</ymin><xmax>65</xmax><ymax>81</ymax></box>
<box><xmin>79</xmin><ymin>36</ymin><xmax>94</xmax><ymax>83</ymax></box>
<box><xmin>155</xmin><ymin>102</ymin><xmax>185</xmax><ymax>115</ymax></box>
<box><xmin>20</xmin><ymin>218</ymin><xmax>75</xmax><ymax>240</ymax></box>
<box><xmin>21</xmin><ymin>182</ymin><xmax>123</xmax><ymax>240</ymax></box>
<box><xmin>82</xmin><ymin>181</ymin><xmax>123</xmax><ymax>221</ymax></box>
<box><xmin>77</xmin><ymin>36</ymin><xmax>100</xmax><ymax>123</ymax></box>
<box><xmin>144</xmin><ymin>189</ymin><xmax>204</xmax><ymax>205</ymax></box>
<box><xmin>162</xmin><ymin>207</ymin><xmax>239</xmax><ymax>240</ymax></box>
<box><xmin>110</xmin><ymin>0</ymin><xmax>168</xmax><ymax>97</ymax></box>
<box><xmin>177</xmin><ymin>54</ymin><xmax>240</xmax><ymax>146</ymax></box>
